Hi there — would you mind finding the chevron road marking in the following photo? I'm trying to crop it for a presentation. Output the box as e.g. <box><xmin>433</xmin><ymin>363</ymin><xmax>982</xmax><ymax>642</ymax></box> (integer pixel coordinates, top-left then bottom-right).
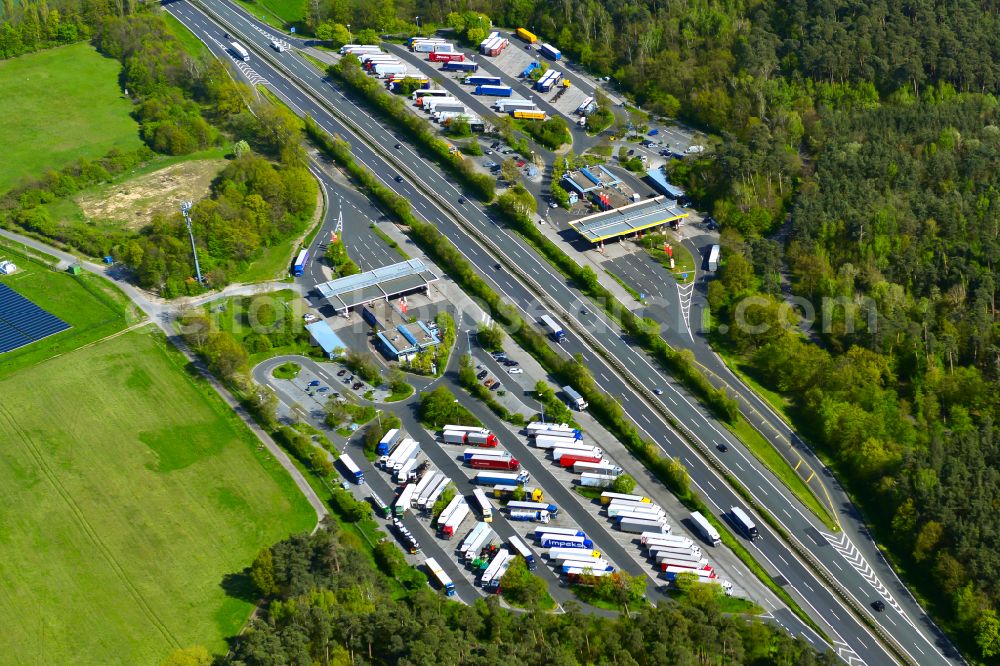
<box><xmin>676</xmin><ymin>280</ymin><xmax>694</xmax><ymax>337</ymax></box>
<box><xmin>248</xmin><ymin>22</ymin><xmax>293</xmax><ymax>51</ymax></box>
<box><xmin>833</xmin><ymin>640</ymin><xmax>868</xmax><ymax>666</ymax></box>
<box><xmin>234</xmin><ymin>59</ymin><xmax>268</xmax><ymax>85</ymax></box>
<box><xmin>822</xmin><ymin>531</ymin><xmax>912</xmax><ymax>627</ymax></box>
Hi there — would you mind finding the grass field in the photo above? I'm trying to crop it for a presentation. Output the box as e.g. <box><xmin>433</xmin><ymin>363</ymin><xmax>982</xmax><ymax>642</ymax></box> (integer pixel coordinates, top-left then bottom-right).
<box><xmin>0</xmin><ymin>328</ymin><xmax>315</xmax><ymax>664</ymax></box>
<box><xmin>233</xmin><ymin>0</ymin><xmax>307</xmax><ymax>30</ymax></box>
<box><xmin>0</xmin><ymin>241</ymin><xmax>138</xmax><ymax>379</ymax></box>
<box><xmin>0</xmin><ymin>42</ymin><xmax>142</xmax><ymax>193</ymax></box>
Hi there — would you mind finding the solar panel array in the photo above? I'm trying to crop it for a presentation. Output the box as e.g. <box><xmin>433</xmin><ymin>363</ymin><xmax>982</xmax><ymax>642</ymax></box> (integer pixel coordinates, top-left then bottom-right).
<box><xmin>0</xmin><ymin>283</ymin><xmax>70</xmax><ymax>353</ymax></box>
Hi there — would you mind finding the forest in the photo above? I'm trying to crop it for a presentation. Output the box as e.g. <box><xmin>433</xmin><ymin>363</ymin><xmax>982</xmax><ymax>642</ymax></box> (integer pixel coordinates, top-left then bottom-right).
<box><xmin>201</xmin><ymin>522</ymin><xmax>837</xmax><ymax>666</ymax></box>
<box><xmin>290</xmin><ymin>0</ymin><xmax>1000</xmax><ymax>658</ymax></box>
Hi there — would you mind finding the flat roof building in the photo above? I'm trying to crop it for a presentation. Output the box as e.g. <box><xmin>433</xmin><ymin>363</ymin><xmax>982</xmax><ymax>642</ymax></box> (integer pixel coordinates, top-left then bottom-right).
<box><xmin>561</xmin><ymin>164</ymin><xmax>622</xmax><ymax>195</ymax></box>
<box><xmin>376</xmin><ymin>320</ymin><xmax>441</xmax><ymax>361</ymax></box>
<box><xmin>569</xmin><ymin>196</ymin><xmax>688</xmax><ymax>244</ymax></box>
<box><xmin>315</xmin><ymin>259</ymin><xmax>439</xmax><ymax>314</ymax></box>
<box><xmin>645</xmin><ymin>166</ymin><xmax>686</xmax><ymax>200</ymax></box>
<box><xmin>305</xmin><ymin>320</ymin><xmax>348</xmax><ymax>359</ymax></box>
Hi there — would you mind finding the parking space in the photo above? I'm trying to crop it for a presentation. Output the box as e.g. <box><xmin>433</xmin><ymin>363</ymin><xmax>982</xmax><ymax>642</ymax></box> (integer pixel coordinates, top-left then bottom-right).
<box><xmin>486</xmin><ymin>41</ymin><xmax>591</xmax><ymax>119</ymax></box>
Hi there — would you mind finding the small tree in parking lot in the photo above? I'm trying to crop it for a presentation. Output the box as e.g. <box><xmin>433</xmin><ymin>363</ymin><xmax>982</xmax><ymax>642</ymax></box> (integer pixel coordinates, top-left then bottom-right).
<box><xmin>501</xmin><ymin>158</ymin><xmax>521</xmax><ymax>184</ymax></box>
<box><xmin>611</xmin><ymin>473</ymin><xmax>636</xmax><ymax>494</ymax></box>
<box><xmin>477</xmin><ymin>322</ymin><xmax>505</xmax><ymax>352</ymax></box>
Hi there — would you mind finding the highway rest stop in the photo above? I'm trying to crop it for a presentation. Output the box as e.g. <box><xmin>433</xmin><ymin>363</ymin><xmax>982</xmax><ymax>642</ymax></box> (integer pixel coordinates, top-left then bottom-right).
<box><xmin>314</xmin><ymin>258</ymin><xmax>440</xmax><ymax>316</ymax></box>
<box><xmin>569</xmin><ymin>196</ymin><xmax>689</xmax><ymax>250</ymax></box>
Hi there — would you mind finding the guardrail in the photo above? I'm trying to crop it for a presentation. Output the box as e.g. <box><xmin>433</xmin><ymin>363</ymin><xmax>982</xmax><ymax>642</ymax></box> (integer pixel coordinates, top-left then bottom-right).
<box><xmin>186</xmin><ymin>4</ymin><xmax>917</xmax><ymax>663</ymax></box>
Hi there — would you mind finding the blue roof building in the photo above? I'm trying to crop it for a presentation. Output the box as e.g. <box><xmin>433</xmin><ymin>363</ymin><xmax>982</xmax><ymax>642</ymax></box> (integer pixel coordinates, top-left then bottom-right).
<box><xmin>375</xmin><ymin>320</ymin><xmax>441</xmax><ymax>361</ymax></box>
<box><xmin>645</xmin><ymin>166</ymin><xmax>686</xmax><ymax>200</ymax></box>
<box><xmin>305</xmin><ymin>320</ymin><xmax>348</xmax><ymax>359</ymax></box>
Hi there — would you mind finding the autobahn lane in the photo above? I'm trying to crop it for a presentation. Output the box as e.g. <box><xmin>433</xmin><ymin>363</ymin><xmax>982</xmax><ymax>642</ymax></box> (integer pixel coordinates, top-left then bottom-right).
<box><xmin>167</xmin><ymin>4</ymin><xmax>927</xmax><ymax>663</ymax></box>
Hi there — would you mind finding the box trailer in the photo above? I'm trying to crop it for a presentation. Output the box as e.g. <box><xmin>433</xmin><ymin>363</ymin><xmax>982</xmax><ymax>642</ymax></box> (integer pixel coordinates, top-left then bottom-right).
<box><xmin>341</xmin><ymin>45</ymin><xmax>382</xmax><ymax>55</ymax></box>
<box><xmin>463</xmin><ymin>449</ymin><xmax>511</xmax><ymax>461</ymax></box>
<box><xmin>480</xmin><ymin>548</ymin><xmax>512</xmax><ymax>586</ymax></box>
<box><xmin>495</xmin><ymin>99</ymin><xmax>538</xmax><ymax>112</ymax></box>
<box><xmin>663</xmin><ymin>566</ymin><xmax>718</xmax><ymax>582</ymax></box>
<box><xmin>338</xmin><ymin>453</ymin><xmax>364</xmax><ymax>484</ymax></box>
<box><xmin>580</xmin><ymin>473</ymin><xmax>614</xmax><ymax>488</ymax></box>
<box><xmin>600</xmin><ymin>492</ymin><xmax>650</xmax><ymax>505</ymax></box>
<box><xmin>230</xmin><ymin>41</ymin><xmax>250</xmax><ymax>62</ymax></box>
<box><xmin>550</xmin><ymin>445</ymin><xmax>602</xmax><ymax>459</ymax></box>
<box><xmin>443</xmin><ymin>61</ymin><xmax>479</xmax><ymax>72</ymax></box>
<box><xmin>526</xmin><ymin>422</ymin><xmax>581</xmax><ymax>436</ymax></box>
<box><xmin>437</xmin><ymin>495</ymin><xmax>466</xmax><ymax>526</ymax></box>
<box><xmin>690</xmin><ymin>511</ymin><xmax>721</xmax><ymax>546</ymax></box>
<box><xmin>373</xmin><ymin>63</ymin><xmax>408</xmax><ymax>78</ymax></box>
<box><xmin>556</xmin><ymin>452</ymin><xmax>603</xmax><ymax>467</ymax></box>
<box><xmin>506</xmin><ymin>500</ymin><xmax>558</xmax><ymax>516</ymax></box>
<box><xmin>534</xmin><ymin>526</ymin><xmax>585</xmax><ymax>539</ymax></box>
<box><xmin>394</xmin><ymin>483</ymin><xmax>418</xmax><ymax>516</ymax></box>
<box><xmin>508</xmin><ymin>534</ymin><xmax>537</xmax><ymax>570</ymax></box>
<box><xmin>475</xmin><ymin>85</ymin><xmax>513</xmax><ymax>97</ymax></box>
<box><xmin>730</xmin><ymin>506</ymin><xmax>760</xmax><ymax>540</ymax></box>
<box><xmin>421</xmin><ymin>476</ymin><xmax>451</xmax><ymax>511</ymax></box>
<box><xmin>513</xmin><ymin>109</ymin><xmax>546</xmax><ymax>120</ymax></box>
<box><xmin>562</xmin><ymin>385</ymin><xmax>588</xmax><ymax>410</ymax></box>
<box><xmin>539</xmin><ymin>43</ymin><xmax>561</xmax><ymax>60</ymax></box>
<box><xmin>464</xmin><ymin>75</ymin><xmax>502</xmax><ymax>86</ymax></box>
<box><xmin>376</xmin><ymin>428</ymin><xmax>402</xmax><ymax>456</ymax></box>
<box><xmin>429</xmin><ymin>52</ymin><xmax>465</xmax><ymax>62</ymax></box>
<box><xmin>474</xmin><ymin>471</ymin><xmax>529</xmax><ymax>486</ymax></box>
<box><xmin>643</xmin><ymin>533</ymin><xmax>698</xmax><ymax>551</ymax></box>
<box><xmin>608</xmin><ymin>505</ymin><xmax>667</xmax><ymax>520</ymax></box>
<box><xmin>619</xmin><ymin>516</ymin><xmax>669</xmax><ymax>534</ymax></box>
<box><xmin>540</xmin><ymin>534</ymin><xmax>594</xmax><ymax>549</ymax></box>
<box><xmin>440</xmin><ymin>501</ymin><xmax>471</xmax><ymax>538</ymax></box>
<box><xmin>516</xmin><ymin>28</ymin><xmax>538</xmax><ymax>43</ymax></box>
<box><xmin>573</xmin><ymin>461</ymin><xmax>623</xmax><ymax>476</ymax></box>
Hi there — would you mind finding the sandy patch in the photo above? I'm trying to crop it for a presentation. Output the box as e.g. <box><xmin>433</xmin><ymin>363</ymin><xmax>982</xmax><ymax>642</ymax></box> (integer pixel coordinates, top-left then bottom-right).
<box><xmin>76</xmin><ymin>158</ymin><xmax>227</xmax><ymax>229</ymax></box>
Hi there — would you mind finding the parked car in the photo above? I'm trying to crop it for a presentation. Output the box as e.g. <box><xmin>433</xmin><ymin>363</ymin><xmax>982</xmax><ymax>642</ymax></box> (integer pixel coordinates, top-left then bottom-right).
<box><xmin>648</xmin><ymin>128</ymin><xmax>659</xmax><ymax>136</ymax></box>
<box><xmin>503</xmin><ymin>359</ymin><xmax>518</xmax><ymax>367</ymax></box>
<box><xmin>548</xmin><ymin>201</ymin><xmax>558</xmax><ymax>208</ymax></box>
<box><xmin>477</xmin><ymin>369</ymin><xmax>489</xmax><ymax>380</ymax></box>
<box><xmin>395</xmin><ymin>143</ymin><xmax>402</xmax><ymax>149</ymax></box>
<box><xmin>508</xmin><ymin>367</ymin><xmax>523</xmax><ymax>374</ymax></box>
<box><xmin>484</xmin><ymin>378</ymin><xmax>495</xmax><ymax>388</ymax></box>
<box><xmin>318</xmin><ymin>387</ymin><xmax>329</xmax><ymax>392</ymax></box>
<box><xmin>337</xmin><ymin>369</ymin><xmax>347</xmax><ymax>377</ymax></box>
<box><xmin>492</xmin><ymin>352</ymin><xmax>507</xmax><ymax>360</ymax></box>
<box><xmin>490</xmin><ymin>382</ymin><xmax>501</xmax><ymax>391</ymax></box>
<box><xmin>309</xmin><ymin>380</ymin><xmax>321</xmax><ymax>386</ymax></box>
<box><xmin>516</xmin><ymin>160</ymin><xmax>526</xmax><ymax>167</ymax></box>
<box><xmin>484</xmin><ymin>160</ymin><xmax>497</xmax><ymax>168</ymax></box>
<box><xmin>352</xmin><ymin>382</ymin><xmax>364</xmax><ymax>390</ymax></box>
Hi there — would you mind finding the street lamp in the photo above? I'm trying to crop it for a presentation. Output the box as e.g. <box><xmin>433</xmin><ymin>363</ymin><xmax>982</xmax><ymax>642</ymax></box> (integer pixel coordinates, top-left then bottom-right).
<box><xmin>415</xmin><ymin>16</ymin><xmax>420</xmax><ymax>34</ymax></box>
<box><xmin>346</xmin><ymin>23</ymin><xmax>351</xmax><ymax>41</ymax></box>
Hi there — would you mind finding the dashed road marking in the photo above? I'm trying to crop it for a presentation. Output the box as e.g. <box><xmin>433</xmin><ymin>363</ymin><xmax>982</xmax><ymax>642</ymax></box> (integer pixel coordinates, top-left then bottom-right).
<box><xmin>820</xmin><ymin>531</ymin><xmax>911</xmax><ymax>626</ymax></box>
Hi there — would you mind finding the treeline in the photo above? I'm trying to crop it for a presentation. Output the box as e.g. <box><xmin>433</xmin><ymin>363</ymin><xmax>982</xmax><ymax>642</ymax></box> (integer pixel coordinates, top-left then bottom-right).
<box><xmin>209</xmin><ymin>524</ymin><xmax>837</xmax><ymax>666</ymax></box>
<box><xmin>0</xmin><ymin>0</ymin><xmax>105</xmax><ymax>59</ymax></box>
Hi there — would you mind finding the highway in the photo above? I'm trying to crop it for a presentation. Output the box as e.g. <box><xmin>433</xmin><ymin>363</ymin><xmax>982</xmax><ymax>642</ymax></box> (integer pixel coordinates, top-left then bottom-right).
<box><xmin>165</xmin><ymin>2</ymin><xmax>958</xmax><ymax>663</ymax></box>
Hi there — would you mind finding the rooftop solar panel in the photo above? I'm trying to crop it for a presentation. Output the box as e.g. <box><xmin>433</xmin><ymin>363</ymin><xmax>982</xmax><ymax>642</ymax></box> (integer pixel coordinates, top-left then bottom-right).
<box><xmin>0</xmin><ymin>283</ymin><xmax>71</xmax><ymax>353</ymax></box>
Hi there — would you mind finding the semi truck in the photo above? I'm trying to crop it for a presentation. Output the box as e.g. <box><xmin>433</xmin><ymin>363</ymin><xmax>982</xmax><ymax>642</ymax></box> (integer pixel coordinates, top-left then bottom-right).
<box><xmin>540</xmin><ymin>314</ymin><xmax>565</xmax><ymax>342</ymax></box>
<box><xmin>420</xmin><ymin>476</ymin><xmax>451</xmax><ymax>511</ymax></box>
<box><xmin>230</xmin><ymin>41</ymin><xmax>249</xmax><ymax>62</ymax></box>
<box><xmin>730</xmin><ymin>506</ymin><xmax>760</xmax><ymax>540</ymax></box>
<box><xmin>432</xmin><ymin>104</ymin><xmax>468</xmax><ymax>119</ymax></box>
<box><xmin>600</xmin><ymin>492</ymin><xmax>650</xmax><ymax>505</ymax></box>
<box><xmin>495</xmin><ymin>99</ymin><xmax>538</xmax><ymax>112</ymax></box>
<box><xmin>659</xmin><ymin>558</ymin><xmax>711</xmax><ymax>573</ymax></box>
<box><xmin>471</xmin><ymin>488</ymin><xmax>494</xmax><ymax>522</ymax></box>
<box><xmin>516</xmin><ymin>28</ymin><xmax>538</xmax><ymax>43</ymax></box>
<box><xmin>412</xmin><ymin>89</ymin><xmax>450</xmax><ymax>101</ymax></box>
<box><xmin>534</xmin><ymin>435</ymin><xmax>596</xmax><ymax>452</ymax></box>
<box><xmin>540</xmin><ymin>534</ymin><xmax>594</xmax><ymax>549</ymax></box>
<box><xmin>443</xmin><ymin>61</ymin><xmax>479</xmax><ymax>72</ymax></box>
<box><xmin>480</xmin><ymin>36</ymin><xmax>508</xmax><ymax>57</ymax></box>
<box><xmin>422</xmin><ymin>96</ymin><xmax>460</xmax><ymax>111</ymax></box>
<box><xmin>509</xmin><ymin>509</ymin><xmax>550</xmax><ymax>522</ymax></box>
<box><xmin>463</xmin><ymin>449</ymin><xmax>511</xmax><ymax>462</ymax></box>
<box><xmin>580</xmin><ymin>473</ymin><xmax>614</xmax><ymax>488</ymax></box>
<box><xmin>535</xmin><ymin>70</ymin><xmax>560</xmax><ymax>91</ymax></box>
<box><xmin>507</xmin><ymin>500</ymin><xmax>558</xmax><ymax>516</ymax></box>
<box><xmin>526</xmin><ymin>422</ymin><xmax>581</xmax><ymax>437</ymax></box>
<box><xmin>508</xmin><ymin>534</ymin><xmax>537</xmax><ymax>570</ymax></box>
<box><xmin>492</xmin><ymin>485</ymin><xmax>544</xmax><ymax>502</ymax></box>
<box><xmin>549</xmin><ymin>444</ymin><xmax>602</xmax><ymax>458</ymax></box>
<box><xmin>534</xmin><ymin>526</ymin><xmax>585</xmax><ymax>539</ymax></box>
<box><xmin>460</xmin><ymin>522</ymin><xmax>493</xmax><ymax>559</ymax></box>
<box><xmin>440</xmin><ymin>501</ymin><xmax>471</xmax><ymax>538</ymax></box>
<box><xmin>474</xmin><ymin>470</ymin><xmax>530</xmax><ymax>486</ymax></box>
<box><xmin>469</xmin><ymin>455</ymin><xmax>519</xmax><ymax>470</ymax></box>
<box><xmin>573</xmin><ymin>461</ymin><xmax>623</xmax><ymax>476</ymax></box>
<box><xmin>520</xmin><ymin>61</ymin><xmax>540</xmax><ymax>78</ymax></box>
<box><xmin>429</xmin><ymin>52</ymin><xmax>465</xmax><ymax>62</ymax></box>
<box><xmin>548</xmin><ymin>547</ymin><xmax>601</xmax><ymax>561</ymax></box>
<box><xmin>480</xmin><ymin>548</ymin><xmax>512</xmax><ymax>587</ymax></box>
<box><xmin>376</xmin><ymin>428</ymin><xmax>402</xmax><ymax>455</ymax></box>
<box><xmin>539</xmin><ymin>43</ymin><xmax>561</xmax><ymax>60</ymax></box>
<box><xmin>373</xmin><ymin>63</ymin><xmax>408</xmax><ymax>78</ymax></box>
<box><xmin>465</xmin><ymin>75</ymin><xmax>502</xmax><ymax>86</ymax></box>
<box><xmin>557</xmin><ymin>452</ymin><xmax>603</xmax><ymax>467</ymax></box>
<box><xmin>643</xmin><ymin>533</ymin><xmax>698</xmax><ymax>552</ymax></box>
<box><xmin>437</xmin><ymin>495</ymin><xmax>466</xmax><ymax>527</ymax></box>
<box><xmin>391</xmin><ymin>442</ymin><xmax>420</xmax><ymax>473</ymax></box>
<box><xmin>340</xmin><ymin>45</ymin><xmax>382</xmax><ymax>55</ymax></box>
<box><xmin>512</xmin><ymin>110</ymin><xmax>546</xmax><ymax>121</ymax></box>
<box><xmin>707</xmin><ymin>244</ymin><xmax>720</xmax><ymax>271</ymax></box>
<box><xmin>425</xmin><ymin>557</ymin><xmax>456</xmax><ymax>596</ymax></box>
<box><xmin>443</xmin><ymin>429</ymin><xmax>498</xmax><ymax>447</ymax></box>
<box><xmin>650</xmin><ymin>547</ymin><xmax>703</xmax><ymax>564</ymax></box>
<box><xmin>412</xmin><ymin>471</ymin><xmax>442</xmax><ymax>503</ymax></box>
<box><xmin>562</xmin><ymin>385</ymin><xmax>588</xmax><ymax>410</ymax></box>
<box><xmin>690</xmin><ymin>511</ymin><xmax>721</xmax><ymax>546</ymax></box>
<box><xmin>369</xmin><ymin>492</ymin><xmax>391</xmax><ymax>519</ymax></box>
<box><xmin>291</xmin><ymin>248</ymin><xmax>309</xmax><ymax>276</ymax></box>
<box><xmin>565</xmin><ymin>566</ymin><xmax>612</xmax><ymax>579</ymax></box>
<box><xmin>663</xmin><ymin>566</ymin><xmax>717</xmax><ymax>582</ymax></box>
<box><xmin>619</xmin><ymin>516</ymin><xmax>669</xmax><ymax>534</ymax></box>
<box><xmin>339</xmin><ymin>453</ymin><xmax>364</xmax><ymax>484</ymax></box>
<box><xmin>413</xmin><ymin>41</ymin><xmax>454</xmax><ymax>54</ymax></box>
<box><xmin>394</xmin><ymin>483</ymin><xmax>418</xmax><ymax>516</ymax></box>
<box><xmin>475</xmin><ymin>85</ymin><xmax>513</xmax><ymax>97</ymax></box>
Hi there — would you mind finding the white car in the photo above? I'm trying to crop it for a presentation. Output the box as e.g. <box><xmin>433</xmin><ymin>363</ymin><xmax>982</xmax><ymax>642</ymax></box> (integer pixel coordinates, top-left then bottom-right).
<box><xmin>508</xmin><ymin>367</ymin><xmax>524</xmax><ymax>374</ymax></box>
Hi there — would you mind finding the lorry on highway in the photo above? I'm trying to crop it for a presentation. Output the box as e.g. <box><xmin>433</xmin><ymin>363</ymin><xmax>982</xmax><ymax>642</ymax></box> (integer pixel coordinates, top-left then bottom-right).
<box><xmin>474</xmin><ymin>470</ymin><xmax>530</xmax><ymax>486</ymax></box>
<box><xmin>508</xmin><ymin>534</ymin><xmax>537</xmax><ymax>570</ymax></box>
<box><xmin>516</xmin><ymin>27</ymin><xmax>538</xmax><ymax>43</ymax></box>
<box><xmin>440</xmin><ymin>500</ymin><xmax>471</xmax><ymax>538</ymax></box>
<box><xmin>471</xmin><ymin>487</ymin><xmax>494</xmax><ymax>522</ymax></box>
<box><xmin>338</xmin><ymin>453</ymin><xmax>364</xmax><ymax>484</ymax></box>
<box><xmin>463</xmin><ymin>449</ymin><xmax>511</xmax><ymax>462</ymax></box>
<box><xmin>292</xmin><ymin>248</ymin><xmax>309</xmax><ymax>276</ymax></box>
<box><xmin>690</xmin><ymin>511</ymin><xmax>721</xmax><ymax>546</ymax></box>
<box><xmin>707</xmin><ymin>244</ymin><xmax>720</xmax><ymax>272</ymax></box>
<box><xmin>465</xmin><ymin>75</ymin><xmax>502</xmax><ymax>86</ymax></box>
<box><xmin>573</xmin><ymin>461</ymin><xmax>623</xmax><ymax>476</ymax></box>
<box><xmin>509</xmin><ymin>509</ymin><xmax>550</xmax><ymax>522</ymax></box>
<box><xmin>429</xmin><ymin>52</ymin><xmax>465</xmax><ymax>62</ymax></box>
<box><xmin>492</xmin><ymin>485</ymin><xmax>544</xmax><ymax>502</ymax></box>
<box><xmin>425</xmin><ymin>557</ymin><xmax>456</xmax><ymax>596</ymax></box>
<box><xmin>541</xmin><ymin>534</ymin><xmax>594</xmax><ymax>549</ymax></box>
<box><xmin>443</xmin><ymin>61</ymin><xmax>478</xmax><ymax>72</ymax></box>
<box><xmin>230</xmin><ymin>41</ymin><xmax>249</xmax><ymax>62</ymax></box>
<box><xmin>562</xmin><ymin>385</ymin><xmax>588</xmax><ymax>410</ymax></box>
<box><xmin>619</xmin><ymin>516</ymin><xmax>669</xmax><ymax>534</ymax></box>
<box><xmin>507</xmin><ymin>500</ymin><xmax>558</xmax><ymax>516</ymax></box>
<box><xmin>730</xmin><ymin>506</ymin><xmax>760</xmax><ymax>540</ymax></box>
<box><xmin>600</xmin><ymin>492</ymin><xmax>650</xmax><ymax>505</ymax></box>
<box><xmin>394</xmin><ymin>483</ymin><xmax>418</xmax><ymax>516</ymax></box>
<box><xmin>376</xmin><ymin>428</ymin><xmax>402</xmax><ymax>456</ymax></box>
<box><xmin>469</xmin><ymin>455</ymin><xmax>519</xmax><ymax>470</ymax></box>
<box><xmin>539</xmin><ymin>43</ymin><xmax>561</xmax><ymax>60</ymax></box>
<box><xmin>475</xmin><ymin>85</ymin><xmax>513</xmax><ymax>97</ymax></box>
<box><xmin>540</xmin><ymin>314</ymin><xmax>565</xmax><ymax>342</ymax></box>
<box><xmin>578</xmin><ymin>473</ymin><xmax>615</xmax><ymax>488</ymax></box>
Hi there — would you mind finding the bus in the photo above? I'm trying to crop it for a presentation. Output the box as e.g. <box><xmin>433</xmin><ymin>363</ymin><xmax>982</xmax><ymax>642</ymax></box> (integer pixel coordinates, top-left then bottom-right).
<box><xmin>292</xmin><ymin>248</ymin><xmax>309</xmax><ymax>276</ymax></box>
<box><xmin>730</xmin><ymin>506</ymin><xmax>760</xmax><ymax>540</ymax></box>
<box><xmin>707</xmin><ymin>244</ymin><xmax>720</xmax><ymax>271</ymax></box>
<box><xmin>471</xmin><ymin>488</ymin><xmax>494</xmax><ymax>523</ymax></box>
<box><xmin>599</xmin><ymin>491</ymin><xmax>651</xmax><ymax>505</ymax></box>
<box><xmin>339</xmin><ymin>453</ymin><xmax>364</xmax><ymax>484</ymax></box>
<box><xmin>425</xmin><ymin>557</ymin><xmax>456</xmax><ymax>596</ymax></box>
